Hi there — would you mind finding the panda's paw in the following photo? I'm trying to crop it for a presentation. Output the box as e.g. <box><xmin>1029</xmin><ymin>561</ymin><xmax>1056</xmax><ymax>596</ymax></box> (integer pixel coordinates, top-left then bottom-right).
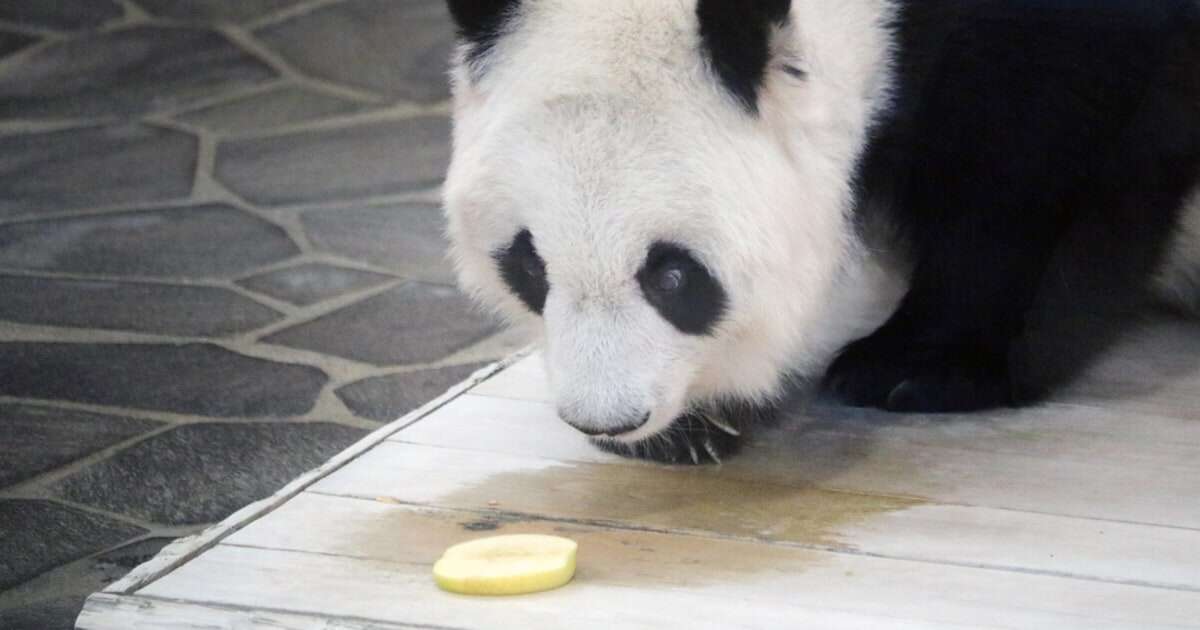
<box><xmin>824</xmin><ymin>334</ymin><xmax>1014</xmax><ymax>413</ymax></box>
<box><xmin>589</xmin><ymin>412</ymin><xmax>746</xmax><ymax>465</ymax></box>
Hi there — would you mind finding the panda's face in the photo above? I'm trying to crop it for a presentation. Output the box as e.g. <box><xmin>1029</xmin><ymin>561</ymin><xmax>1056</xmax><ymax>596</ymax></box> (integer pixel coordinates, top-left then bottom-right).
<box><xmin>444</xmin><ymin>0</ymin><xmax>897</xmax><ymax>444</ymax></box>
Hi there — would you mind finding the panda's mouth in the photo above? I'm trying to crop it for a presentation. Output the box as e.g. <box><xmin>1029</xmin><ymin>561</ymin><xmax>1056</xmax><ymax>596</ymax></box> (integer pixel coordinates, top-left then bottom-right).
<box><xmin>588</xmin><ymin>408</ymin><xmax>750</xmax><ymax>466</ymax></box>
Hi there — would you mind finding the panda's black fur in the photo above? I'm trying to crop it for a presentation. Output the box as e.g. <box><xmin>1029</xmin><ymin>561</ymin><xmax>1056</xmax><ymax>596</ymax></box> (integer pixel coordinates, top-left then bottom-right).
<box><xmin>685</xmin><ymin>0</ymin><xmax>1200</xmax><ymax>414</ymax></box>
<box><xmin>829</xmin><ymin>0</ymin><xmax>1200</xmax><ymax>412</ymax></box>
<box><xmin>445</xmin><ymin>0</ymin><xmax>1200</xmax><ymax>463</ymax></box>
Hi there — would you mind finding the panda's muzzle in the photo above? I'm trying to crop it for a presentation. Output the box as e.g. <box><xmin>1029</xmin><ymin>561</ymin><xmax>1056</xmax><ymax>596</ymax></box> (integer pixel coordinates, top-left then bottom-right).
<box><xmin>559</xmin><ymin>410</ymin><xmax>651</xmax><ymax>438</ymax></box>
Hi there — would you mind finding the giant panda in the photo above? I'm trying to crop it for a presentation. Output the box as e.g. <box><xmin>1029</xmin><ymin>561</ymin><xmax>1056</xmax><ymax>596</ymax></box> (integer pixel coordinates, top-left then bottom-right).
<box><xmin>441</xmin><ymin>0</ymin><xmax>1200</xmax><ymax>464</ymax></box>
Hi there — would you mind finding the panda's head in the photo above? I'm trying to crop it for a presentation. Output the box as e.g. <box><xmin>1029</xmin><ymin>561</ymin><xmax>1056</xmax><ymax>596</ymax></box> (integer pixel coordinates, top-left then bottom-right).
<box><xmin>443</xmin><ymin>0</ymin><xmax>897</xmax><ymax>447</ymax></box>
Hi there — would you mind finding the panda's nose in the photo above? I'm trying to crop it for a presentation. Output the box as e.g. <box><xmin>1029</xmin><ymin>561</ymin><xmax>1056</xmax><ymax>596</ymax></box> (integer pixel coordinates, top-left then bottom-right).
<box><xmin>558</xmin><ymin>409</ymin><xmax>650</xmax><ymax>437</ymax></box>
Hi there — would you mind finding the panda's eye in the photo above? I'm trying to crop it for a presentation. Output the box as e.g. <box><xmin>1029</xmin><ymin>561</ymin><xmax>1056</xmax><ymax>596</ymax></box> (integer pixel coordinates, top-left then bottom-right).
<box><xmin>494</xmin><ymin>230</ymin><xmax>550</xmax><ymax>315</ymax></box>
<box><xmin>522</xmin><ymin>253</ymin><xmax>545</xmax><ymax>279</ymax></box>
<box><xmin>637</xmin><ymin>242</ymin><xmax>728</xmax><ymax>336</ymax></box>
<box><xmin>653</xmin><ymin>265</ymin><xmax>686</xmax><ymax>293</ymax></box>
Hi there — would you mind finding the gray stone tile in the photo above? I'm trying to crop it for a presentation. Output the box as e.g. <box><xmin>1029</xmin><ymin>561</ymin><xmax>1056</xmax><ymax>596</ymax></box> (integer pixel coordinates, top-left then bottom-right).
<box><xmin>0</xmin><ymin>1</ymin><xmax>123</xmax><ymax>31</ymax></box>
<box><xmin>0</xmin><ymin>597</ymin><xmax>79</xmax><ymax>630</ymax></box>
<box><xmin>0</xmin><ymin>500</ymin><xmax>144</xmax><ymax>591</ymax></box>
<box><xmin>263</xmin><ymin>283</ymin><xmax>498</xmax><ymax>366</ymax></box>
<box><xmin>177</xmin><ymin>85</ymin><xmax>369</xmax><ymax>134</ymax></box>
<box><xmin>236</xmin><ymin>262</ymin><xmax>393</xmax><ymax>306</ymax></box>
<box><xmin>256</xmin><ymin>0</ymin><xmax>453</xmax><ymax>103</ymax></box>
<box><xmin>0</xmin><ymin>30</ymin><xmax>36</xmax><ymax>58</ymax></box>
<box><xmin>0</xmin><ymin>404</ymin><xmax>161</xmax><ymax>490</ymax></box>
<box><xmin>0</xmin><ymin>275</ymin><xmax>283</xmax><ymax>336</ymax></box>
<box><xmin>0</xmin><ymin>343</ymin><xmax>328</xmax><ymax>417</ymax></box>
<box><xmin>0</xmin><ymin>26</ymin><xmax>277</xmax><ymax>119</ymax></box>
<box><xmin>48</xmin><ymin>422</ymin><xmax>366</xmax><ymax>525</ymax></box>
<box><xmin>0</xmin><ymin>204</ymin><xmax>300</xmax><ymax>277</ymax></box>
<box><xmin>135</xmin><ymin>0</ymin><xmax>301</xmax><ymax>23</ymax></box>
<box><xmin>301</xmin><ymin>203</ymin><xmax>455</xmax><ymax>284</ymax></box>
<box><xmin>0</xmin><ymin>537</ymin><xmax>174</xmax><ymax>630</ymax></box>
<box><xmin>336</xmin><ymin>362</ymin><xmax>488</xmax><ymax>422</ymax></box>
<box><xmin>214</xmin><ymin>115</ymin><xmax>450</xmax><ymax>206</ymax></box>
<box><xmin>0</xmin><ymin>124</ymin><xmax>196</xmax><ymax>217</ymax></box>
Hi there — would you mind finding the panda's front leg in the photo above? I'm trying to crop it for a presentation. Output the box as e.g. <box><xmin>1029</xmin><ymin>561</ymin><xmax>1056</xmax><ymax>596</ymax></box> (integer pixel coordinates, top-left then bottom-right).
<box><xmin>824</xmin><ymin>197</ymin><xmax>1069</xmax><ymax>413</ymax></box>
<box><xmin>823</xmin><ymin>314</ymin><xmax>1016</xmax><ymax>413</ymax></box>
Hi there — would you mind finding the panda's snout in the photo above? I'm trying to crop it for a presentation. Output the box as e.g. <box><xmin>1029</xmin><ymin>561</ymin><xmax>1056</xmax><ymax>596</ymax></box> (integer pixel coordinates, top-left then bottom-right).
<box><xmin>558</xmin><ymin>408</ymin><xmax>651</xmax><ymax>437</ymax></box>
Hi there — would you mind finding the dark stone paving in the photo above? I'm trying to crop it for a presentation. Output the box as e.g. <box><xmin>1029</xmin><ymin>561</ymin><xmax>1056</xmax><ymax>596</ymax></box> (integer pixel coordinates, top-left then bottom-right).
<box><xmin>0</xmin><ymin>1</ymin><xmax>123</xmax><ymax>31</ymax></box>
<box><xmin>0</xmin><ymin>404</ymin><xmax>161</xmax><ymax>490</ymax></box>
<box><xmin>237</xmin><ymin>262</ymin><xmax>394</xmax><ymax>306</ymax></box>
<box><xmin>0</xmin><ymin>275</ymin><xmax>283</xmax><ymax>336</ymax></box>
<box><xmin>0</xmin><ymin>124</ymin><xmax>197</xmax><ymax>217</ymax></box>
<box><xmin>256</xmin><ymin>0</ymin><xmax>454</xmax><ymax>103</ymax></box>
<box><xmin>0</xmin><ymin>500</ymin><xmax>145</xmax><ymax>591</ymax></box>
<box><xmin>0</xmin><ymin>343</ymin><xmax>328</xmax><ymax>417</ymax></box>
<box><xmin>264</xmin><ymin>283</ymin><xmax>498</xmax><ymax>366</ymax></box>
<box><xmin>0</xmin><ymin>204</ymin><xmax>300</xmax><ymax>277</ymax></box>
<box><xmin>0</xmin><ymin>2</ymin><xmax>512</xmax><ymax>626</ymax></box>
<box><xmin>0</xmin><ymin>26</ymin><xmax>277</xmax><ymax>120</ymax></box>
<box><xmin>302</xmin><ymin>203</ymin><xmax>456</xmax><ymax>284</ymax></box>
<box><xmin>178</xmin><ymin>85</ymin><xmax>369</xmax><ymax>134</ymax></box>
<box><xmin>0</xmin><ymin>537</ymin><xmax>174</xmax><ymax>630</ymax></box>
<box><xmin>337</xmin><ymin>363</ymin><xmax>488</xmax><ymax>422</ymax></box>
<box><xmin>0</xmin><ymin>30</ymin><xmax>36</xmax><ymax>58</ymax></box>
<box><xmin>48</xmin><ymin>423</ymin><xmax>366</xmax><ymax>525</ymax></box>
<box><xmin>214</xmin><ymin>115</ymin><xmax>451</xmax><ymax>206</ymax></box>
<box><xmin>135</xmin><ymin>0</ymin><xmax>303</xmax><ymax>23</ymax></box>
<box><xmin>0</xmin><ymin>597</ymin><xmax>80</xmax><ymax>630</ymax></box>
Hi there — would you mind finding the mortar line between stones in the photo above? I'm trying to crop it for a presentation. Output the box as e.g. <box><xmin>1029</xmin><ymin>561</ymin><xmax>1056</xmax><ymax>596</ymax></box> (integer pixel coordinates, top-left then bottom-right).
<box><xmin>223</xmin><ymin>100</ymin><xmax>453</xmax><ymax>142</ymax></box>
<box><xmin>243</xmin><ymin>0</ymin><xmax>348</xmax><ymax>32</ymax></box>
<box><xmin>0</xmin><ymin>396</ymin><xmax>349</xmax><ymax>432</ymax></box>
<box><xmin>0</xmin><ymin>424</ymin><xmax>179</xmax><ymax>499</ymax></box>
<box><xmin>0</xmin><ymin>119</ymin><xmax>102</xmax><ymax>138</ymax></box>
<box><xmin>238</xmin><ymin>278</ymin><xmax>409</xmax><ymax>342</ymax></box>
<box><xmin>146</xmin><ymin>77</ymin><xmax>292</xmax><ymax>123</ymax></box>
<box><xmin>0</xmin><ymin>197</ymin><xmax>214</xmax><ymax>226</ymax></box>
<box><xmin>0</xmin><ymin>267</ymin><xmax>230</xmax><ymax>287</ymax></box>
<box><xmin>0</xmin><ymin>187</ymin><xmax>443</xmax><ymax>225</ymax></box>
<box><xmin>217</xmin><ymin>24</ymin><xmax>383</xmax><ymax>105</ymax></box>
<box><xmin>0</xmin><ymin>307</ymin><xmax>515</xmax><ymax>387</ymax></box>
<box><xmin>220</xmin><ymin>281</ymin><xmax>303</xmax><ymax>318</ymax></box>
<box><xmin>0</xmin><ymin>19</ymin><xmax>65</xmax><ymax>38</ymax></box>
<box><xmin>113</xmin><ymin>0</ymin><xmax>149</xmax><ymax>22</ymax></box>
<box><xmin>251</xmin><ymin>187</ymin><xmax>445</xmax><ymax>214</ymax></box>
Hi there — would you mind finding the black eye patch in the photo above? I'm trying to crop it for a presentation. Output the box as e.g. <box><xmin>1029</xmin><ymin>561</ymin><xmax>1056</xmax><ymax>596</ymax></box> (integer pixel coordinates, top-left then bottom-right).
<box><xmin>637</xmin><ymin>243</ymin><xmax>728</xmax><ymax>335</ymax></box>
<box><xmin>495</xmin><ymin>229</ymin><xmax>549</xmax><ymax>315</ymax></box>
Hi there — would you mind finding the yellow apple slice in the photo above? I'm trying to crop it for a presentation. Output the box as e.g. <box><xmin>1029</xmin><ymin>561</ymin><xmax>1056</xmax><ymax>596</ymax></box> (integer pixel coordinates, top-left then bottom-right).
<box><xmin>433</xmin><ymin>534</ymin><xmax>578</xmax><ymax>596</ymax></box>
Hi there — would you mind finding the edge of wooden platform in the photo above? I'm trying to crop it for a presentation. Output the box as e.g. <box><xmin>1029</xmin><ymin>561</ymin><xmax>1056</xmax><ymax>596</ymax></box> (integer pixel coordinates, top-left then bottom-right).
<box><xmin>95</xmin><ymin>350</ymin><xmax>531</xmax><ymax>597</ymax></box>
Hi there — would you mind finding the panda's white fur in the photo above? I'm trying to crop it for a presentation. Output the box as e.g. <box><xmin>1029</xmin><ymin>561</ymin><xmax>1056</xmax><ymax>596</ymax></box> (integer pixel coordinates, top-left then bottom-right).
<box><xmin>444</xmin><ymin>0</ymin><xmax>904</xmax><ymax>442</ymax></box>
<box><xmin>444</xmin><ymin>0</ymin><xmax>1200</xmax><ymax>450</ymax></box>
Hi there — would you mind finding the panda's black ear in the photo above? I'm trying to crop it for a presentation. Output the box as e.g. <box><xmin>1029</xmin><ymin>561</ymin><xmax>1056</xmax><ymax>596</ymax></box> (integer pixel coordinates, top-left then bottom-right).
<box><xmin>697</xmin><ymin>0</ymin><xmax>792</xmax><ymax>113</ymax></box>
<box><xmin>446</xmin><ymin>0</ymin><xmax>519</xmax><ymax>47</ymax></box>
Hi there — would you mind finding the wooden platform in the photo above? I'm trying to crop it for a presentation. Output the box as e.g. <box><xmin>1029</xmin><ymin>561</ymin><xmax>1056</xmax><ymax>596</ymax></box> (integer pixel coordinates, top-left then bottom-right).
<box><xmin>76</xmin><ymin>317</ymin><xmax>1200</xmax><ymax>629</ymax></box>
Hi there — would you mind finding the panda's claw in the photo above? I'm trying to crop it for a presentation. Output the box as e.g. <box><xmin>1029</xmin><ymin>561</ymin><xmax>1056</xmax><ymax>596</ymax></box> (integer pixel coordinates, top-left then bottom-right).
<box><xmin>703</xmin><ymin>412</ymin><xmax>741</xmax><ymax>436</ymax></box>
<box><xmin>686</xmin><ymin>441</ymin><xmax>701</xmax><ymax>465</ymax></box>
<box><xmin>702</xmin><ymin>437</ymin><xmax>722</xmax><ymax>465</ymax></box>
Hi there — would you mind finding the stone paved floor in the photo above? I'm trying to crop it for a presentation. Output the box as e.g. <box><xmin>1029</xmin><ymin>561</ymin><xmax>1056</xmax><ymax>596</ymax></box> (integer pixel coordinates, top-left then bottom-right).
<box><xmin>0</xmin><ymin>2</ymin><xmax>532</xmax><ymax>627</ymax></box>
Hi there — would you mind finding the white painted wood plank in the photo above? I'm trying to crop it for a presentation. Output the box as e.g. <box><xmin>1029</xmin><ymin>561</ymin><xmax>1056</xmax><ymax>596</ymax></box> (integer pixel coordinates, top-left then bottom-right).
<box><xmin>1055</xmin><ymin>317</ymin><xmax>1200</xmax><ymax>420</ymax></box>
<box><xmin>76</xmin><ymin>593</ymin><xmax>425</xmax><ymax>630</ymax></box>
<box><xmin>308</xmin><ymin>443</ymin><xmax>1200</xmax><ymax>590</ymax></box>
<box><xmin>140</xmin><ymin>503</ymin><xmax>1200</xmax><ymax>630</ymax></box>
<box><xmin>391</xmin><ymin>394</ymin><xmax>1200</xmax><ymax>528</ymax></box>
<box><xmin>469</xmin><ymin>353</ymin><xmax>550</xmax><ymax>402</ymax></box>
